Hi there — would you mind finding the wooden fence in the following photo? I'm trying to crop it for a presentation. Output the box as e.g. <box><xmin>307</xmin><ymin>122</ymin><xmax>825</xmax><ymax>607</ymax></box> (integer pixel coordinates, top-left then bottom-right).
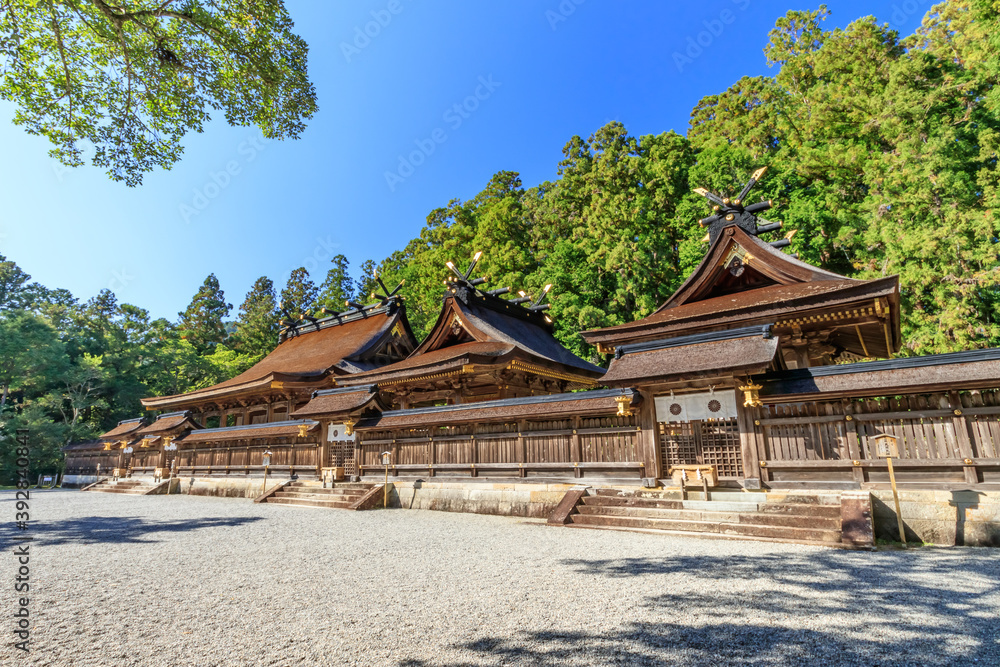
<box><xmin>174</xmin><ymin>439</ymin><xmax>320</xmax><ymax>477</ymax></box>
<box><xmin>756</xmin><ymin>389</ymin><xmax>1000</xmax><ymax>486</ymax></box>
<box><xmin>357</xmin><ymin>413</ymin><xmax>645</xmax><ymax>480</ymax></box>
<box><xmin>63</xmin><ymin>449</ymin><xmax>120</xmax><ymax>475</ymax></box>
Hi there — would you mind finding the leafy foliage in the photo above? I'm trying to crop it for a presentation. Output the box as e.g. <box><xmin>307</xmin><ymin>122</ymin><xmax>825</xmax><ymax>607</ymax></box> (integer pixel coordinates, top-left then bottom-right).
<box><xmin>0</xmin><ymin>0</ymin><xmax>318</xmax><ymax>185</ymax></box>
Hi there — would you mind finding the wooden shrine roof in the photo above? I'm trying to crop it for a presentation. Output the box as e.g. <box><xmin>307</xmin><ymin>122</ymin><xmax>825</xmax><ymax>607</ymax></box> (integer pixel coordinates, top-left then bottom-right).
<box><xmin>340</xmin><ymin>288</ymin><xmax>604</xmax><ymax>388</ymax></box>
<box><xmin>62</xmin><ymin>439</ymin><xmax>105</xmax><ymax>452</ymax></box>
<box><xmin>600</xmin><ymin>325</ymin><xmax>780</xmax><ymax>386</ymax></box>
<box><xmin>142</xmin><ymin>303</ymin><xmax>415</xmax><ymax>410</ymax></box>
<box><xmin>179</xmin><ymin>419</ymin><xmax>319</xmax><ymax>443</ymax></box>
<box><xmin>136</xmin><ymin>411</ymin><xmax>200</xmax><ymax>436</ymax></box>
<box><xmin>583</xmin><ymin>227</ymin><xmax>900</xmax><ymax>351</ymax></box>
<box><xmin>99</xmin><ymin>418</ymin><xmax>145</xmax><ymax>440</ymax></box>
<box><xmin>758</xmin><ymin>348</ymin><xmax>1000</xmax><ymax>400</ymax></box>
<box><xmin>291</xmin><ymin>386</ymin><xmax>382</xmax><ymax>419</ymax></box>
<box><xmin>355</xmin><ymin>388</ymin><xmax>639</xmax><ymax>429</ymax></box>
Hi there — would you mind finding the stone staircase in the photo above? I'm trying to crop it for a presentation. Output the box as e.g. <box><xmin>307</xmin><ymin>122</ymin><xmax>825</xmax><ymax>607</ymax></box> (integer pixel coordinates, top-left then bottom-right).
<box><xmin>85</xmin><ymin>478</ymin><xmax>162</xmax><ymax>495</ymax></box>
<box><xmin>550</xmin><ymin>488</ymin><xmax>853</xmax><ymax>548</ymax></box>
<box><xmin>260</xmin><ymin>480</ymin><xmax>382</xmax><ymax>510</ymax></box>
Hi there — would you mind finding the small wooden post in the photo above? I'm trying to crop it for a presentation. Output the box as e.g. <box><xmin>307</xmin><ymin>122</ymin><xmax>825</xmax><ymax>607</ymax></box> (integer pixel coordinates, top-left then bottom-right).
<box><xmin>886</xmin><ymin>456</ymin><xmax>906</xmax><ymax>545</ymax></box>
<box><xmin>873</xmin><ymin>434</ymin><xmax>905</xmax><ymax>545</ymax></box>
<box><xmin>260</xmin><ymin>449</ymin><xmax>272</xmax><ymax>496</ymax></box>
<box><xmin>381</xmin><ymin>451</ymin><xmax>391</xmax><ymax>508</ymax></box>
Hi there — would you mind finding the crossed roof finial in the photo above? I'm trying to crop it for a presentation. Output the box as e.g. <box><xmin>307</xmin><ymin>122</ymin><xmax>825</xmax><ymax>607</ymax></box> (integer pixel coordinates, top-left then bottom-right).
<box><xmin>694</xmin><ymin>166</ymin><xmax>795</xmax><ymax>249</ymax></box>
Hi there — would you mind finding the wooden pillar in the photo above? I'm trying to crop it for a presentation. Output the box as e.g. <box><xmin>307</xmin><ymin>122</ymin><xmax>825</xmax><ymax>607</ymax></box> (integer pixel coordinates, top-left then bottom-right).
<box><xmin>428</xmin><ymin>433</ymin><xmax>436</xmax><ymax>477</ymax></box>
<box><xmin>638</xmin><ymin>389</ymin><xmax>660</xmax><ymax>480</ymax></box>
<box><xmin>950</xmin><ymin>391</ymin><xmax>979</xmax><ymax>485</ymax></box>
<box><xmin>265</xmin><ymin>399</ymin><xmax>273</xmax><ymax>423</ymax></box>
<box><xmin>570</xmin><ymin>416</ymin><xmax>582</xmax><ymax>478</ymax></box>
<box><xmin>841</xmin><ymin>399</ymin><xmax>866</xmax><ymax>486</ymax></box>
<box><xmin>517</xmin><ymin>419</ymin><xmax>527</xmax><ymax>477</ymax></box>
<box><xmin>735</xmin><ymin>399</ymin><xmax>760</xmax><ymax>484</ymax></box>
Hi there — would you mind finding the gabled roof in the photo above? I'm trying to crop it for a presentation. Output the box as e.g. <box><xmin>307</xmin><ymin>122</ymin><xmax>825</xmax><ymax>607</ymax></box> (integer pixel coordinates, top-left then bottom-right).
<box><xmin>340</xmin><ymin>287</ymin><xmax>604</xmax><ymax>388</ymax></box>
<box><xmin>291</xmin><ymin>386</ymin><xmax>383</xmax><ymax>419</ymax></box>
<box><xmin>137</xmin><ymin>411</ymin><xmax>201</xmax><ymax>436</ymax></box>
<box><xmin>583</xmin><ymin>227</ymin><xmax>900</xmax><ymax>350</ymax></box>
<box><xmin>99</xmin><ymin>417</ymin><xmax>145</xmax><ymax>441</ymax></box>
<box><xmin>142</xmin><ymin>302</ymin><xmax>417</xmax><ymax>410</ymax></box>
<box><xmin>600</xmin><ymin>325</ymin><xmax>780</xmax><ymax>386</ymax></box>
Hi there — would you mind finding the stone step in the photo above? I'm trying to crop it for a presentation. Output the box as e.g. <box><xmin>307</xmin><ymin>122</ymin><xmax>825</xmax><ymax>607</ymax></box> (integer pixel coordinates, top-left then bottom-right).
<box><xmin>573</xmin><ymin>505</ymin><xmax>841</xmax><ymax>530</ymax></box>
<box><xmin>759</xmin><ymin>503</ymin><xmax>841</xmax><ymax>518</ymax></box>
<box><xmin>567</xmin><ymin>513</ymin><xmax>842</xmax><ymax>544</ymax></box>
<box><xmin>264</xmin><ymin>497</ymin><xmax>355</xmax><ymax>509</ymax></box>
<box><xmin>89</xmin><ymin>487</ymin><xmax>151</xmax><ymax>494</ymax></box>
<box><xmin>280</xmin><ymin>487</ymin><xmax>370</xmax><ymax>497</ymax></box>
<box><xmin>273</xmin><ymin>491</ymin><xmax>366</xmax><ymax>501</ymax></box>
<box><xmin>581</xmin><ymin>495</ymin><xmax>685</xmax><ymax>510</ymax></box>
<box><xmin>289</xmin><ymin>481</ymin><xmax>372</xmax><ymax>490</ymax></box>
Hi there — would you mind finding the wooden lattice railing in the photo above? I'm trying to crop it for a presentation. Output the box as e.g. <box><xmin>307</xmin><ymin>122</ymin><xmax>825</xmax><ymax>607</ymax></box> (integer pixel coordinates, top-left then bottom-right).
<box><xmin>357</xmin><ymin>413</ymin><xmax>644</xmax><ymax>480</ymax></box>
<box><xmin>756</xmin><ymin>389</ymin><xmax>1000</xmax><ymax>486</ymax></box>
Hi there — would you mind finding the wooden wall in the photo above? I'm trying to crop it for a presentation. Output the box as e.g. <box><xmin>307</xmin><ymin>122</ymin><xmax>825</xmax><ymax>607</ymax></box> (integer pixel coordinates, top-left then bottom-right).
<box><xmin>174</xmin><ymin>439</ymin><xmax>320</xmax><ymax>477</ymax></box>
<box><xmin>755</xmin><ymin>389</ymin><xmax>1000</xmax><ymax>486</ymax></box>
<box><xmin>357</xmin><ymin>412</ymin><xmax>647</xmax><ymax>480</ymax></box>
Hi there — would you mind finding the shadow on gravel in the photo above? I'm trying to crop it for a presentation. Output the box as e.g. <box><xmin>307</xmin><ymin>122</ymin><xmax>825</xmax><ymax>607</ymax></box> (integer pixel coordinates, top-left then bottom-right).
<box><xmin>402</xmin><ymin>550</ymin><xmax>999</xmax><ymax>667</ymax></box>
<box><xmin>1</xmin><ymin>515</ymin><xmax>264</xmax><ymax>548</ymax></box>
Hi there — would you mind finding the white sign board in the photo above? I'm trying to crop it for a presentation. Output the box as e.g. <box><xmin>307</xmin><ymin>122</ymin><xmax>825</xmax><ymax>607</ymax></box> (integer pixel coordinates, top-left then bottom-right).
<box><xmin>655</xmin><ymin>390</ymin><xmax>738</xmax><ymax>422</ymax></box>
<box><xmin>327</xmin><ymin>423</ymin><xmax>354</xmax><ymax>442</ymax></box>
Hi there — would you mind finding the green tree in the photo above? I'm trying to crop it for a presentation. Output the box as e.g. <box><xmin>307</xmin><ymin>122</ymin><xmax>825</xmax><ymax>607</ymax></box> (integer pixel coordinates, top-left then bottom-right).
<box><xmin>355</xmin><ymin>259</ymin><xmax>380</xmax><ymax>305</ymax></box>
<box><xmin>280</xmin><ymin>267</ymin><xmax>317</xmax><ymax>318</ymax></box>
<box><xmin>317</xmin><ymin>255</ymin><xmax>354</xmax><ymax>311</ymax></box>
<box><xmin>0</xmin><ymin>1</ymin><xmax>318</xmax><ymax>185</ymax></box>
<box><xmin>235</xmin><ymin>276</ymin><xmax>278</xmax><ymax>359</ymax></box>
<box><xmin>178</xmin><ymin>274</ymin><xmax>231</xmax><ymax>355</ymax></box>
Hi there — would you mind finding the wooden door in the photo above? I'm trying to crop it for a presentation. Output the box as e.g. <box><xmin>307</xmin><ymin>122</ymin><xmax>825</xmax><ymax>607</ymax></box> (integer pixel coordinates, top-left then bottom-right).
<box><xmin>658</xmin><ymin>418</ymin><xmax>743</xmax><ymax>480</ymax></box>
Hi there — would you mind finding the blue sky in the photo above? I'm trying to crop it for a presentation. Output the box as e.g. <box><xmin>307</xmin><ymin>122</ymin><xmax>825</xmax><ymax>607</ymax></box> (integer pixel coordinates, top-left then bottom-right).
<box><xmin>0</xmin><ymin>0</ymin><xmax>932</xmax><ymax>321</ymax></box>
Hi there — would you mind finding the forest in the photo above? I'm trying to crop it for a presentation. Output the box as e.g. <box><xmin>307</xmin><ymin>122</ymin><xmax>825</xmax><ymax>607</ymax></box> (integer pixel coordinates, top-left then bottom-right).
<box><xmin>2</xmin><ymin>4</ymin><xmax>999</xmax><ymax>481</ymax></box>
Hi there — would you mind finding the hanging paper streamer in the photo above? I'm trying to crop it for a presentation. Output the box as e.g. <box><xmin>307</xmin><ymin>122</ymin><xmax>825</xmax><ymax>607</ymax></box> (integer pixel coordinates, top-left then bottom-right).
<box><xmin>654</xmin><ymin>389</ymin><xmax>738</xmax><ymax>422</ymax></box>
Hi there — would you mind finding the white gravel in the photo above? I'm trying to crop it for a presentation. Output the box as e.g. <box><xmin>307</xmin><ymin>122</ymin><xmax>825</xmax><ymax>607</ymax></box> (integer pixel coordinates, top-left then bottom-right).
<box><xmin>2</xmin><ymin>489</ymin><xmax>998</xmax><ymax>666</ymax></box>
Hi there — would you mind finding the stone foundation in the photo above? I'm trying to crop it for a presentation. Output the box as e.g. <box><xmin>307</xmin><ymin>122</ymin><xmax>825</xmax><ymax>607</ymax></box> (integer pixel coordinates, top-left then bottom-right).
<box><xmin>389</xmin><ymin>480</ymin><xmax>600</xmax><ymax>518</ymax></box>
<box><xmin>175</xmin><ymin>475</ymin><xmax>289</xmax><ymax>499</ymax></box>
<box><xmin>62</xmin><ymin>474</ymin><xmax>101</xmax><ymax>488</ymax></box>
<box><xmin>870</xmin><ymin>489</ymin><xmax>1000</xmax><ymax>547</ymax></box>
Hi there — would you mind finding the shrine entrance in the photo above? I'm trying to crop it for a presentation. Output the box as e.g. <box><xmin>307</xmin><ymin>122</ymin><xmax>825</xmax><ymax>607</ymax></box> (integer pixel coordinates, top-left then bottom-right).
<box><xmin>653</xmin><ymin>390</ymin><xmax>744</xmax><ymax>481</ymax></box>
<box><xmin>325</xmin><ymin>422</ymin><xmax>358</xmax><ymax>478</ymax></box>
<box><xmin>657</xmin><ymin>418</ymin><xmax>743</xmax><ymax>480</ymax></box>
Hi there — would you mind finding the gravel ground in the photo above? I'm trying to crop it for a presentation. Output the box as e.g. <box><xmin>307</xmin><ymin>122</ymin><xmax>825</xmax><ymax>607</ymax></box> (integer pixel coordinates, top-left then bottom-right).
<box><xmin>2</xmin><ymin>490</ymin><xmax>998</xmax><ymax>667</ymax></box>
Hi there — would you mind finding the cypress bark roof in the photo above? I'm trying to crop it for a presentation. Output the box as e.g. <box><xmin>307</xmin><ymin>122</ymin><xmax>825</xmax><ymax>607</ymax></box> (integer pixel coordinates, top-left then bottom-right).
<box><xmin>583</xmin><ymin>227</ymin><xmax>900</xmax><ymax>352</ymax></box>
<box><xmin>600</xmin><ymin>326</ymin><xmax>780</xmax><ymax>386</ymax></box>
<box><xmin>356</xmin><ymin>388</ymin><xmax>638</xmax><ymax>429</ymax></box>
<box><xmin>137</xmin><ymin>411</ymin><xmax>200</xmax><ymax>436</ymax></box>
<box><xmin>759</xmin><ymin>348</ymin><xmax>1000</xmax><ymax>400</ymax></box>
<box><xmin>179</xmin><ymin>420</ymin><xmax>319</xmax><ymax>443</ymax></box>
<box><xmin>142</xmin><ymin>303</ymin><xmax>416</xmax><ymax>409</ymax></box>
<box><xmin>99</xmin><ymin>418</ymin><xmax>145</xmax><ymax>440</ymax></box>
<box><xmin>340</xmin><ymin>290</ymin><xmax>603</xmax><ymax>387</ymax></box>
<box><xmin>290</xmin><ymin>386</ymin><xmax>382</xmax><ymax>418</ymax></box>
